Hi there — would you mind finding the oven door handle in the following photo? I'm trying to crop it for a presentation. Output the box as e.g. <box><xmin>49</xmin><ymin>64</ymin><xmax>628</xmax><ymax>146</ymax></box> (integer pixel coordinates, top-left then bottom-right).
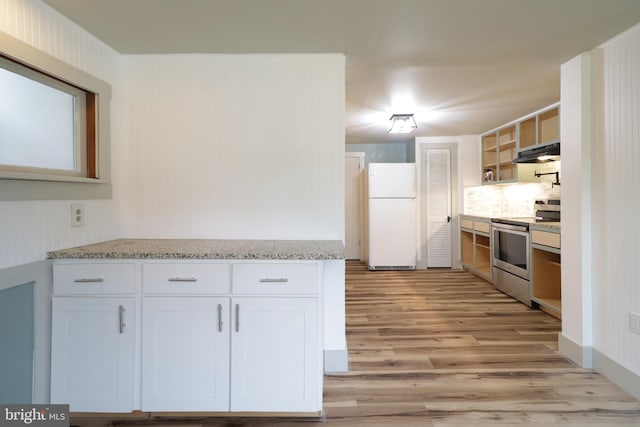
<box><xmin>492</xmin><ymin>222</ymin><xmax>529</xmax><ymax>233</ymax></box>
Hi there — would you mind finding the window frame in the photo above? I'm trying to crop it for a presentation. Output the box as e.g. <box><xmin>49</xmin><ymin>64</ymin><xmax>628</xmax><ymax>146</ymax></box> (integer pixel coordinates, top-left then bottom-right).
<box><xmin>0</xmin><ymin>56</ymin><xmax>90</xmax><ymax>178</ymax></box>
<box><xmin>0</xmin><ymin>31</ymin><xmax>112</xmax><ymax>201</ymax></box>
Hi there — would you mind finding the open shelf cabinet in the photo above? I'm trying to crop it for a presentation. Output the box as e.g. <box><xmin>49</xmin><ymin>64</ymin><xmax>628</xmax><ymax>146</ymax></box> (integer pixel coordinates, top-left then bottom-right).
<box><xmin>482</xmin><ymin>125</ymin><xmax>518</xmax><ymax>184</ymax></box>
<box><xmin>480</xmin><ymin>102</ymin><xmax>560</xmax><ymax>186</ymax></box>
<box><xmin>518</xmin><ymin>103</ymin><xmax>560</xmax><ymax>151</ymax></box>
<box><xmin>482</xmin><ymin>134</ymin><xmax>497</xmax><ymax>183</ymax></box>
<box><xmin>531</xmin><ymin>243</ymin><xmax>561</xmax><ymax>319</ymax></box>
<box><xmin>519</xmin><ymin>116</ymin><xmax>536</xmax><ymax>150</ymax></box>
<box><xmin>539</xmin><ymin>106</ymin><xmax>559</xmax><ymax>145</ymax></box>
<box><xmin>460</xmin><ymin>217</ymin><xmax>492</xmax><ymax>282</ymax></box>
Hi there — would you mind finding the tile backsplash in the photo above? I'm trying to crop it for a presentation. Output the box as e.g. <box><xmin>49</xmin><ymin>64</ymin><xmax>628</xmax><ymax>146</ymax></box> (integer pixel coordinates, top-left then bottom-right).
<box><xmin>464</xmin><ymin>161</ymin><xmax>561</xmax><ymax>217</ymax></box>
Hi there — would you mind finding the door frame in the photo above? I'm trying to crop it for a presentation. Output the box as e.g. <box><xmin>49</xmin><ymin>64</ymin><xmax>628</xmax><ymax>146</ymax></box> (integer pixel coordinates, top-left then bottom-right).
<box><xmin>417</xmin><ymin>143</ymin><xmax>459</xmax><ymax>270</ymax></box>
<box><xmin>344</xmin><ymin>152</ymin><xmax>366</xmax><ymax>261</ymax></box>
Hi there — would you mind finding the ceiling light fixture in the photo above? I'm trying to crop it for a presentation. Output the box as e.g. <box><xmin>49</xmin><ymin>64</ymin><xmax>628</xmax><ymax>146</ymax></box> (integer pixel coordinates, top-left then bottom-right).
<box><xmin>388</xmin><ymin>114</ymin><xmax>417</xmax><ymax>134</ymax></box>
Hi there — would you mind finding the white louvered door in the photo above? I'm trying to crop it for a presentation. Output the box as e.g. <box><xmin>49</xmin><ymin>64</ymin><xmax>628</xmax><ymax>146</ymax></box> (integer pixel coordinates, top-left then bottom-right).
<box><xmin>426</xmin><ymin>149</ymin><xmax>452</xmax><ymax>268</ymax></box>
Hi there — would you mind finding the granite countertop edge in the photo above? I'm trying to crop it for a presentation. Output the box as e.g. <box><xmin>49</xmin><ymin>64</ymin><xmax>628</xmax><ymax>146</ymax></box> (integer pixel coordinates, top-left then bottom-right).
<box><xmin>530</xmin><ymin>222</ymin><xmax>561</xmax><ymax>231</ymax></box>
<box><xmin>461</xmin><ymin>214</ymin><xmax>561</xmax><ymax>231</ymax></box>
<box><xmin>47</xmin><ymin>239</ymin><xmax>346</xmax><ymax>261</ymax></box>
<box><xmin>460</xmin><ymin>214</ymin><xmax>492</xmax><ymax>221</ymax></box>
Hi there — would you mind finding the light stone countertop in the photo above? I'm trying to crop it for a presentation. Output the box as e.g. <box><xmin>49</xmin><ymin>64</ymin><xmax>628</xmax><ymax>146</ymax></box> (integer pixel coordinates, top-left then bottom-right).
<box><xmin>530</xmin><ymin>222</ymin><xmax>561</xmax><ymax>231</ymax></box>
<box><xmin>47</xmin><ymin>239</ymin><xmax>345</xmax><ymax>260</ymax></box>
<box><xmin>462</xmin><ymin>214</ymin><xmax>560</xmax><ymax>231</ymax></box>
<box><xmin>460</xmin><ymin>214</ymin><xmax>492</xmax><ymax>222</ymax></box>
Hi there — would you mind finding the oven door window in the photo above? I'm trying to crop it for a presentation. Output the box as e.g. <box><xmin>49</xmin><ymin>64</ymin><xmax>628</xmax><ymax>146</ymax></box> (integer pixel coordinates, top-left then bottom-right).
<box><xmin>494</xmin><ymin>230</ymin><xmax>527</xmax><ymax>269</ymax></box>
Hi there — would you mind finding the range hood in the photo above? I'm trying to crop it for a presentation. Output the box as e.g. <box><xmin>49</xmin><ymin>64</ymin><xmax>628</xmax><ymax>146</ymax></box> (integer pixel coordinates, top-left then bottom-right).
<box><xmin>513</xmin><ymin>142</ymin><xmax>560</xmax><ymax>163</ymax></box>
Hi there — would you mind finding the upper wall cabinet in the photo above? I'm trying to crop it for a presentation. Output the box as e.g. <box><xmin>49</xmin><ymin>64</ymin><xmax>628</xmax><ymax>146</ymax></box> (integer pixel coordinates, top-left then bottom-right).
<box><xmin>482</xmin><ymin>124</ymin><xmax>517</xmax><ymax>183</ymax></box>
<box><xmin>519</xmin><ymin>104</ymin><xmax>560</xmax><ymax>151</ymax></box>
<box><xmin>481</xmin><ymin>102</ymin><xmax>559</xmax><ymax>185</ymax></box>
<box><xmin>481</xmin><ymin>133</ymin><xmax>497</xmax><ymax>182</ymax></box>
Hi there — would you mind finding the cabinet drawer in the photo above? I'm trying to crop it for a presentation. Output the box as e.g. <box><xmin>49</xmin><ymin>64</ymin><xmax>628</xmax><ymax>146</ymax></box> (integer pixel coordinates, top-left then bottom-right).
<box><xmin>53</xmin><ymin>263</ymin><xmax>136</xmax><ymax>295</ymax></box>
<box><xmin>232</xmin><ymin>263</ymin><xmax>319</xmax><ymax>295</ymax></box>
<box><xmin>531</xmin><ymin>230</ymin><xmax>560</xmax><ymax>249</ymax></box>
<box><xmin>460</xmin><ymin>218</ymin><xmax>473</xmax><ymax>230</ymax></box>
<box><xmin>143</xmin><ymin>263</ymin><xmax>230</xmax><ymax>294</ymax></box>
<box><xmin>474</xmin><ymin>221</ymin><xmax>490</xmax><ymax>234</ymax></box>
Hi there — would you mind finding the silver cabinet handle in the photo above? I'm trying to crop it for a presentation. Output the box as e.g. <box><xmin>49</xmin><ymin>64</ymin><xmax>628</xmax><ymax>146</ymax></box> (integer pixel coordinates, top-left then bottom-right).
<box><xmin>259</xmin><ymin>278</ymin><xmax>289</xmax><ymax>283</ymax></box>
<box><xmin>218</xmin><ymin>303</ymin><xmax>223</xmax><ymax>332</ymax></box>
<box><xmin>74</xmin><ymin>278</ymin><xmax>104</xmax><ymax>283</ymax></box>
<box><xmin>235</xmin><ymin>304</ymin><xmax>240</xmax><ymax>332</ymax></box>
<box><xmin>168</xmin><ymin>277</ymin><xmax>198</xmax><ymax>282</ymax></box>
<box><xmin>119</xmin><ymin>305</ymin><xmax>126</xmax><ymax>334</ymax></box>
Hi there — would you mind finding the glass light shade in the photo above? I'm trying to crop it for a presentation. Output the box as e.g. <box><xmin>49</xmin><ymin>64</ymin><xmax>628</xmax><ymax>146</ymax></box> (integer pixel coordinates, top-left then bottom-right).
<box><xmin>388</xmin><ymin>114</ymin><xmax>417</xmax><ymax>134</ymax></box>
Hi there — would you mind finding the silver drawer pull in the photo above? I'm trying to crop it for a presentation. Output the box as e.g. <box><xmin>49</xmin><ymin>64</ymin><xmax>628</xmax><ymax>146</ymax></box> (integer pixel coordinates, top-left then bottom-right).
<box><xmin>235</xmin><ymin>304</ymin><xmax>240</xmax><ymax>332</ymax></box>
<box><xmin>259</xmin><ymin>278</ymin><xmax>289</xmax><ymax>283</ymax></box>
<box><xmin>218</xmin><ymin>304</ymin><xmax>224</xmax><ymax>333</ymax></box>
<box><xmin>119</xmin><ymin>305</ymin><xmax>126</xmax><ymax>334</ymax></box>
<box><xmin>74</xmin><ymin>278</ymin><xmax>104</xmax><ymax>283</ymax></box>
<box><xmin>168</xmin><ymin>277</ymin><xmax>198</xmax><ymax>282</ymax></box>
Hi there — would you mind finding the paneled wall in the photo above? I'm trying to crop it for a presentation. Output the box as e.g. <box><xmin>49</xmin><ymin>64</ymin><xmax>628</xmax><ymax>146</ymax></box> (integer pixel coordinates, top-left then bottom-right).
<box><xmin>561</xmin><ymin>22</ymin><xmax>640</xmax><ymax>396</ymax></box>
<box><xmin>592</xmin><ymin>23</ymin><xmax>640</xmax><ymax>375</ymax></box>
<box><xmin>0</xmin><ymin>0</ymin><xmax>122</xmax><ymax>270</ymax></box>
<box><xmin>117</xmin><ymin>54</ymin><xmax>345</xmax><ymax>240</ymax></box>
<box><xmin>1</xmin><ymin>1</ymin><xmax>346</xmax><ymax>267</ymax></box>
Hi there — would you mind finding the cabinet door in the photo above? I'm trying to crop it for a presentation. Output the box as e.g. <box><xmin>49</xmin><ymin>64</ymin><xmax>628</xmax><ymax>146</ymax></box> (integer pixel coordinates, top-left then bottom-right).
<box><xmin>141</xmin><ymin>297</ymin><xmax>230</xmax><ymax>411</ymax></box>
<box><xmin>50</xmin><ymin>298</ymin><xmax>136</xmax><ymax>412</ymax></box>
<box><xmin>230</xmin><ymin>297</ymin><xmax>320</xmax><ymax>412</ymax></box>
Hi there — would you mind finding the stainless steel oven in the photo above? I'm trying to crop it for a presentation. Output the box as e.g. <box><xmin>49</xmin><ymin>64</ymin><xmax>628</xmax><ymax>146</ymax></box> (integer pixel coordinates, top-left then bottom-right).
<box><xmin>491</xmin><ymin>219</ymin><xmax>531</xmax><ymax>306</ymax></box>
<box><xmin>492</xmin><ymin>221</ymin><xmax>530</xmax><ymax>280</ymax></box>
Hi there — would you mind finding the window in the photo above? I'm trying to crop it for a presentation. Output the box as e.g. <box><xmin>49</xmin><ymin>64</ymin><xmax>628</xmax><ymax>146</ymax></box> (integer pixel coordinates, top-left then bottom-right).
<box><xmin>0</xmin><ymin>57</ymin><xmax>94</xmax><ymax>178</ymax></box>
<box><xmin>0</xmin><ymin>31</ymin><xmax>111</xmax><ymax>200</ymax></box>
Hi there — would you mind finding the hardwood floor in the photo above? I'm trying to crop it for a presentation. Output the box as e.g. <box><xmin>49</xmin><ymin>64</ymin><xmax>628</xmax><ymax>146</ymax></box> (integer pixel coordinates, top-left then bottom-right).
<box><xmin>74</xmin><ymin>262</ymin><xmax>640</xmax><ymax>426</ymax></box>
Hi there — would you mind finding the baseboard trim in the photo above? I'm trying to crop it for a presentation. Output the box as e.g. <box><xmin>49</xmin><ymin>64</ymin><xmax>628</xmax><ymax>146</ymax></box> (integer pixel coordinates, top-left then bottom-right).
<box><xmin>324</xmin><ymin>349</ymin><xmax>348</xmax><ymax>373</ymax></box>
<box><xmin>558</xmin><ymin>333</ymin><xmax>593</xmax><ymax>368</ymax></box>
<box><xmin>559</xmin><ymin>333</ymin><xmax>640</xmax><ymax>400</ymax></box>
<box><xmin>593</xmin><ymin>348</ymin><xmax>640</xmax><ymax>400</ymax></box>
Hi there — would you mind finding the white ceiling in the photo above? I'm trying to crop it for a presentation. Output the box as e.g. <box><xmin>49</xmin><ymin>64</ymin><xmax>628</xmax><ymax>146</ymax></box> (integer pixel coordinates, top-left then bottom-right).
<box><xmin>43</xmin><ymin>0</ymin><xmax>640</xmax><ymax>144</ymax></box>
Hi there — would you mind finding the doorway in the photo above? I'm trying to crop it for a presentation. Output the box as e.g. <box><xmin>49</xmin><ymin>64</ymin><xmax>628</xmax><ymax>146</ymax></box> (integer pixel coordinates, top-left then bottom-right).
<box><xmin>345</xmin><ymin>152</ymin><xmax>365</xmax><ymax>260</ymax></box>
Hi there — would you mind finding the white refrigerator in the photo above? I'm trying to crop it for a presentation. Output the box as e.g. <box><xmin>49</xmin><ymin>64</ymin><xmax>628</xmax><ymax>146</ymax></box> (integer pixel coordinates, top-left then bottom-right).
<box><xmin>367</xmin><ymin>163</ymin><xmax>417</xmax><ymax>270</ymax></box>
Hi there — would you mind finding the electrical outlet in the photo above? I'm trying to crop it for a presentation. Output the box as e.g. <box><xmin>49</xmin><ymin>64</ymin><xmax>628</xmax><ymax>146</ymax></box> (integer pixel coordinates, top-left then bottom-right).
<box><xmin>630</xmin><ymin>311</ymin><xmax>640</xmax><ymax>335</ymax></box>
<box><xmin>71</xmin><ymin>203</ymin><xmax>84</xmax><ymax>227</ymax></box>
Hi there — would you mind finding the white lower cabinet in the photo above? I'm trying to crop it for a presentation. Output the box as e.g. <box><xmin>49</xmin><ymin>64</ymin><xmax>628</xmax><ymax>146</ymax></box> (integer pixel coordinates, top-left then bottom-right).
<box><xmin>50</xmin><ymin>297</ymin><xmax>136</xmax><ymax>412</ymax></box>
<box><xmin>230</xmin><ymin>297</ymin><xmax>319</xmax><ymax>412</ymax></box>
<box><xmin>141</xmin><ymin>297</ymin><xmax>230</xmax><ymax>411</ymax></box>
<box><xmin>51</xmin><ymin>260</ymin><xmax>322</xmax><ymax>414</ymax></box>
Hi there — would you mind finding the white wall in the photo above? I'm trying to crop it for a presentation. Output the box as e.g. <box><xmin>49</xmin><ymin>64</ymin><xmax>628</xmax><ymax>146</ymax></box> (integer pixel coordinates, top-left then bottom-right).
<box><xmin>592</xmin><ymin>24</ymin><xmax>640</xmax><ymax>375</ymax></box>
<box><xmin>559</xmin><ymin>53</ymin><xmax>593</xmax><ymax>366</ymax></box>
<box><xmin>0</xmin><ymin>3</ymin><xmax>346</xmax><ymax>268</ymax></box>
<box><xmin>0</xmin><ymin>0</ymin><xmax>122</xmax><ymax>270</ymax></box>
<box><xmin>460</xmin><ymin>135</ymin><xmax>482</xmax><ymax>190</ymax></box>
<box><xmin>561</xmin><ymin>23</ymin><xmax>640</xmax><ymax>397</ymax></box>
<box><xmin>117</xmin><ymin>54</ymin><xmax>345</xmax><ymax>240</ymax></box>
<box><xmin>115</xmin><ymin>53</ymin><xmax>347</xmax><ymax>371</ymax></box>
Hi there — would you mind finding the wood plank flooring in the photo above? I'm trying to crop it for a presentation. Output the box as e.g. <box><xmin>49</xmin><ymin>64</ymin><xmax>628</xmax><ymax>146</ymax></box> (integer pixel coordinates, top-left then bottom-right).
<box><xmin>74</xmin><ymin>262</ymin><xmax>640</xmax><ymax>426</ymax></box>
